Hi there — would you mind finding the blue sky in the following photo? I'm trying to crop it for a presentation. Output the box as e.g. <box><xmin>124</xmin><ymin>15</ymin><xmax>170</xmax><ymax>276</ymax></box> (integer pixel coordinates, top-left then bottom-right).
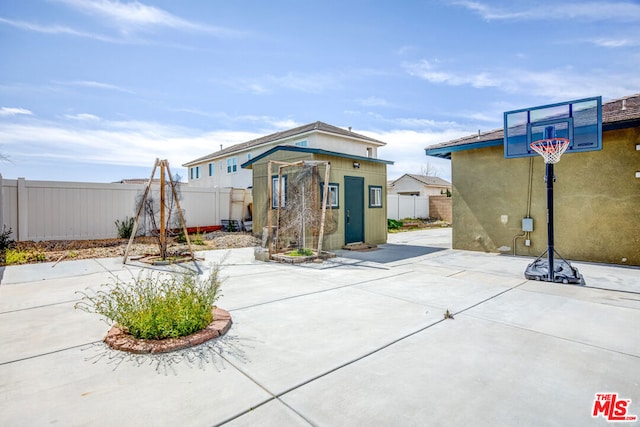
<box><xmin>1</xmin><ymin>0</ymin><xmax>639</xmax><ymax>183</ymax></box>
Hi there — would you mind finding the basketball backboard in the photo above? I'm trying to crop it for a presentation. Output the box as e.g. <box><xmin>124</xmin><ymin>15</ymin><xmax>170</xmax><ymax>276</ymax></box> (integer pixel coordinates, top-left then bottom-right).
<box><xmin>504</xmin><ymin>96</ymin><xmax>602</xmax><ymax>159</ymax></box>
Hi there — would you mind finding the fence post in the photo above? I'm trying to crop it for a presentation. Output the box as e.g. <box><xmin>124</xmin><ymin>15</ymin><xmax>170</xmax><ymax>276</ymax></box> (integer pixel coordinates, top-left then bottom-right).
<box><xmin>17</xmin><ymin>178</ymin><xmax>27</xmax><ymax>241</ymax></box>
<box><xmin>413</xmin><ymin>195</ymin><xmax>417</xmax><ymax>219</ymax></box>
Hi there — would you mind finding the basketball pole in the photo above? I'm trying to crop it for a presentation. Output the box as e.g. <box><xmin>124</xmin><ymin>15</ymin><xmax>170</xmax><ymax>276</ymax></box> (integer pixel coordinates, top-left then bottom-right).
<box><xmin>544</xmin><ymin>126</ymin><xmax>555</xmax><ymax>282</ymax></box>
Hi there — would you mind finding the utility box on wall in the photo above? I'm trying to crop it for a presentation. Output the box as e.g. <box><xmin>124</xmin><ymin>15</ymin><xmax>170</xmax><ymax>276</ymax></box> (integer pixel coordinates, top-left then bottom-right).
<box><xmin>522</xmin><ymin>217</ymin><xmax>534</xmax><ymax>232</ymax></box>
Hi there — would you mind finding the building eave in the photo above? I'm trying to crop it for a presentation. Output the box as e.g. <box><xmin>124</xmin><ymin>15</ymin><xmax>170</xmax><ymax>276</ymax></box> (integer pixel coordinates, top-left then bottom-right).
<box><xmin>425</xmin><ymin>139</ymin><xmax>503</xmax><ymax>160</ymax></box>
<box><xmin>241</xmin><ymin>145</ymin><xmax>394</xmax><ymax>169</ymax></box>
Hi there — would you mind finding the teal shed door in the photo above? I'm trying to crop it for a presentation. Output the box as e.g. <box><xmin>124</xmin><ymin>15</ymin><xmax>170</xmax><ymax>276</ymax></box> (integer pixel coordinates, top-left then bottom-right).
<box><xmin>344</xmin><ymin>176</ymin><xmax>364</xmax><ymax>244</ymax></box>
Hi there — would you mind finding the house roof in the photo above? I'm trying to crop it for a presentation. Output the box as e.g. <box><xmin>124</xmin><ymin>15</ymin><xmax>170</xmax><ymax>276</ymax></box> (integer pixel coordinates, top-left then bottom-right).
<box><xmin>183</xmin><ymin>121</ymin><xmax>387</xmax><ymax>167</ymax></box>
<box><xmin>425</xmin><ymin>93</ymin><xmax>640</xmax><ymax>159</ymax></box>
<box><xmin>115</xmin><ymin>178</ymin><xmax>163</xmax><ymax>185</ymax></box>
<box><xmin>241</xmin><ymin>145</ymin><xmax>394</xmax><ymax>169</ymax></box>
<box><xmin>390</xmin><ymin>173</ymin><xmax>451</xmax><ymax>188</ymax></box>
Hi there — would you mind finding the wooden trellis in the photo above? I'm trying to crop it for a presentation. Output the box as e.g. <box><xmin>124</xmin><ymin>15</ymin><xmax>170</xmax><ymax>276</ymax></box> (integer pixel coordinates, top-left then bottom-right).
<box><xmin>122</xmin><ymin>158</ymin><xmax>195</xmax><ymax>264</ymax></box>
<box><xmin>266</xmin><ymin>159</ymin><xmax>331</xmax><ymax>258</ymax></box>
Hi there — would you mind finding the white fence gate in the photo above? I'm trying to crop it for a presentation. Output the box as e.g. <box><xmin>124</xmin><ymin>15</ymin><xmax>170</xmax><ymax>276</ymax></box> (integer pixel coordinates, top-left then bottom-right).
<box><xmin>0</xmin><ymin>176</ymin><xmax>250</xmax><ymax>241</ymax></box>
<box><xmin>387</xmin><ymin>194</ymin><xmax>429</xmax><ymax>220</ymax></box>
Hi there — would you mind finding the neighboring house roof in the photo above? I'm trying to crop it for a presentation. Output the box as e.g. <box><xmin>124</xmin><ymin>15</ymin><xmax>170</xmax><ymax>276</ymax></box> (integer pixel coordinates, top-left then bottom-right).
<box><xmin>425</xmin><ymin>93</ymin><xmax>640</xmax><ymax>159</ymax></box>
<box><xmin>241</xmin><ymin>145</ymin><xmax>394</xmax><ymax>169</ymax></box>
<box><xmin>116</xmin><ymin>178</ymin><xmax>162</xmax><ymax>184</ymax></box>
<box><xmin>390</xmin><ymin>173</ymin><xmax>451</xmax><ymax>188</ymax></box>
<box><xmin>183</xmin><ymin>121</ymin><xmax>387</xmax><ymax>167</ymax></box>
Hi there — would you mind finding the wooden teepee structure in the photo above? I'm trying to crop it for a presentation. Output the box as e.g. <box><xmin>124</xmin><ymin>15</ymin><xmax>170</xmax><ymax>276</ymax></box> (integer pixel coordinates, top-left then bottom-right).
<box><xmin>122</xmin><ymin>158</ymin><xmax>195</xmax><ymax>264</ymax></box>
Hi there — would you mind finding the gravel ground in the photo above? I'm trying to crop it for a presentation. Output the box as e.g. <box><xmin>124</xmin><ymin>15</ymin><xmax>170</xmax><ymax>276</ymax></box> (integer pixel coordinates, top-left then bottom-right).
<box><xmin>12</xmin><ymin>232</ymin><xmax>260</xmax><ymax>264</ymax></box>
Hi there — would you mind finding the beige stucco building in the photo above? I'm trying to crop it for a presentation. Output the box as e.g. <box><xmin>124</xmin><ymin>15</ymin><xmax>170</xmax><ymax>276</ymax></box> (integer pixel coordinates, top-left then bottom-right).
<box><xmin>243</xmin><ymin>145</ymin><xmax>393</xmax><ymax>251</ymax></box>
<box><xmin>388</xmin><ymin>173</ymin><xmax>452</xmax><ymax>197</ymax></box>
<box><xmin>426</xmin><ymin>93</ymin><xmax>640</xmax><ymax>266</ymax></box>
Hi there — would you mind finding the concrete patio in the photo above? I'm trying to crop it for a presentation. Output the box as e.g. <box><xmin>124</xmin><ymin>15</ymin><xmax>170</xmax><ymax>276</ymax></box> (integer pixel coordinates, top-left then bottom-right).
<box><xmin>0</xmin><ymin>228</ymin><xmax>638</xmax><ymax>426</ymax></box>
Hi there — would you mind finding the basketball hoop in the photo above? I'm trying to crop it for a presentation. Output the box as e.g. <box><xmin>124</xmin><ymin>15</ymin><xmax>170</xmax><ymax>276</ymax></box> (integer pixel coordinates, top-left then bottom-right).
<box><xmin>530</xmin><ymin>138</ymin><xmax>570</xmax><ymax>164</ymax></box>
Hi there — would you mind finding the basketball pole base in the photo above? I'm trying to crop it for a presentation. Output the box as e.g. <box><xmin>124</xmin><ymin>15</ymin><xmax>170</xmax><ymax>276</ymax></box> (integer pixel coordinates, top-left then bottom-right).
<box><xmin>524</xmin><ymin>249</ymin><xmax>584</xmax><ymax>285</ymax></box>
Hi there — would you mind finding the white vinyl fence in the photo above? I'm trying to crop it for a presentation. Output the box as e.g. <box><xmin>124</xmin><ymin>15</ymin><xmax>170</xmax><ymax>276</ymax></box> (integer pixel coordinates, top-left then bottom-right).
<box><xmin>0</xmin><ymin>176</ymin><xmax>250</xmax><ymax>241</ymax></box>
<box><xmin>387</xmin><ymin>194</ymin><xmax>429</xmax><ymax>220</ymax></box>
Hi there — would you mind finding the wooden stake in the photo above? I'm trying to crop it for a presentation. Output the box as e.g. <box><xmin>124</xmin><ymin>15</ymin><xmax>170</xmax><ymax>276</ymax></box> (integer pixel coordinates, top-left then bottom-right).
<box><xmin>317</xmin><ymin>162</ymin><xmax>331</xmax><ymax>255</ymax></box>
<box><xmin>159</xmin><ymin>160</ymin><xmax>166</xmax><ymax>258</ymax></box>
<box><xmin>165</xmin><ymin>161</ymin><xmax>195</xmax><ymax>261</ymax></box>
<box><xmin>123</xmin><ymin>158</ymin><xmax>159</xmax><ymax>263</ymax></box>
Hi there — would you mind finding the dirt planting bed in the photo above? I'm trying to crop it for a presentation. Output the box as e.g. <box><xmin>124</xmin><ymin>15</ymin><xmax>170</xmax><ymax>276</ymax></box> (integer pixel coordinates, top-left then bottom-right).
<box><xmin>12</xmin><ymin>232</ymin><xmax>260</xmax><ymax>264</ymax></box>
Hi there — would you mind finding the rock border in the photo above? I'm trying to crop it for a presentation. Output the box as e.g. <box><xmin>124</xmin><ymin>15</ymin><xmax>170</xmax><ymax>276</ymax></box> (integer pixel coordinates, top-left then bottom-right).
<box><xmin>104</xmin><ymin>307</ymin><xmax>232</xmax><ymax>354</ymax></box>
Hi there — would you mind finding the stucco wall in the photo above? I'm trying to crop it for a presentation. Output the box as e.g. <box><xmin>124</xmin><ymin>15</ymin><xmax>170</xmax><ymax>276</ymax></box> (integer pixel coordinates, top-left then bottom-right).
<box><xmin>451</xmin><ymin>127</ymin><xmax>640</xmax><ymax>265</ymax></box>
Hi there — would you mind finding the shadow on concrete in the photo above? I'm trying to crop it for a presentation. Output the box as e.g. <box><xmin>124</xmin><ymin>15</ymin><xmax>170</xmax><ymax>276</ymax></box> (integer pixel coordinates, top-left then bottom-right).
<box><xmin>335</xmin><ymin>244</ymin><xmax>446</xmax><ymax>264</ymax></box>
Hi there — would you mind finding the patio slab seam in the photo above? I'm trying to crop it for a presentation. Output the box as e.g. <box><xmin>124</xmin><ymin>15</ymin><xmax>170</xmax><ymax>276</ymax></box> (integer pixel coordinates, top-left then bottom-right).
<box><xmin>0</xmin><ymin>298</ymin><xmax>80</xmax><ymax>315</ymax></box>
<box><xmin>460</xmin><ymin>311</ymin><xmax>640</xmax><ymax>360</ymax></box>
<box><xmin>227</xmin><ymin>270</ymin><xmax>415</xmax><ymax>312</ymax></box>
<box><xmin>0</xmin><ymin>341</ymin><xmax>101</xmax><ymax>367</ymax></box>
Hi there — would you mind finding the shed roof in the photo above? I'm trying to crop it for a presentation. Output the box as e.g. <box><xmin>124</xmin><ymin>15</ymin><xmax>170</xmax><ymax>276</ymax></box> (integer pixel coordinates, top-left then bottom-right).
<box><xmin>241</xmin><ymin>145</ymin><xmax>394</xmax><ymax>169</ymax></box>
<box><xmin>183</xmin><ymin>121</ymin><xmax>387</xmax><ymax>167</ymax></box>
<box><xmin>425</xmin><ymin>93</ymin><xmax>640</xmax><ymax>159</ymax></box>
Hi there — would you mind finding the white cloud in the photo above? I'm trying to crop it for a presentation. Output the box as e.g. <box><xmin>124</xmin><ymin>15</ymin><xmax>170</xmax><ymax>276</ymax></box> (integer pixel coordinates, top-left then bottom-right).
<box><xmin>361</xmin><ymin>129</ymin><xmax>469</xmax><ymax>180</ymax></box>
<box><xmin>56</xmin><ymin>0</ymin><xmax>241</xmax><ymax>36</ymax></box>
<box><xmin>0</xmin><ymin>116</ymin><xmax>290</xmax><ymax>173</ymax></box>
<box><xmin>0</xmin><ymin>107</ymin><xmax>33</xmax><ymax>116</ymax></box>
<box><xmin>272</xmin><ymin>72</ymin><xmax>341</xmax><ymax>94</ymax></box>
<box><xmin>453</xmin><ymin>1</ymin><xmax>640</xmax><ymax>22</ymax></box>
<box><xmin>229</xmin><ymin>71</ymin><xmax>342</xmax><ymax>95</ymax></box>
<box><xmin>0</xmin><ymin>115</ymin><xmax>459</xmax><ymax>182</ymax></box>
<box><xmin>404</xmin><ymin>60</ymin><xmax>499</xmax><ymax>88</ymax></box>
<box><xmin>55</xmin><ymin>80</ymin><xmax>134</xmax><ymax>93</ymax></box>
<box><xmin>358</xmin><ymin>96</ymin><xmax>392</xmax><ymax>107</ymax></box>
<box><xmin>51</xmin><ymin>80</ymin><xmax>133</xmax><ymax>95</ymax></box>
<box><xmin>0</xmin><ymin>17</ymin><xmax>119</xmax><ymax>42</ymax></box>
<box><xmin>404</xmin><ymin>60</ymin><xmax>640</xmax><ymax>101</ymax></box>
<box><xmin>65</xmin><ymin>113</ymin><xmax>100</xmax><ymax>121</ymax></box>
<box><xmin>590</xmin><ymin>37</ymin><xmax>637</xmax><ymax>48</ymax></box>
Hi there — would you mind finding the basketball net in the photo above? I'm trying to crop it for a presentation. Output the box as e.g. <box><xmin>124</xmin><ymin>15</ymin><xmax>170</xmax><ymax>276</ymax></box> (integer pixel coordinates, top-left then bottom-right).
<box><xmin>530</xmin><ymin>138</ymin><xmax>570</xmax><ymax>164</ymax></box>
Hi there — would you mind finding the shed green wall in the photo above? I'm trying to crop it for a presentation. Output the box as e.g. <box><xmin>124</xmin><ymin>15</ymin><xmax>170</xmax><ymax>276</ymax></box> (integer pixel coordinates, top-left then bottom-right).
<box><xmin>451</xmin><ymin>127</ymin><xmax>640</xmax><ymax>265</ymax></box>
<box><xmin>250</xmin><ymin>150</ymin><xmax>388</xmax><ymax>251</ymax></box>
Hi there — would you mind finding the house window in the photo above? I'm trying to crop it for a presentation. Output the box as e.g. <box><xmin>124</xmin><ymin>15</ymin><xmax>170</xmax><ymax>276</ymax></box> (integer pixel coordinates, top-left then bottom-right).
<box><xmin>321</xmin><ymin>183</ymin><xmax>339</xmax><ymax>208</ymax></box>
<box><xmin>190</xmin><ymin>166</ymin><xmax>200</xmax><ymax>180</ymax></box>
<box><xmin>369</xmin><ymin>186</ymin><xmax>383</xmax><ymax>208</ymax></box>
<box><xmin>208</xmin><ymin>163</ymin><xmax>214</xmax><ymax>177</ymax></box>
<box><xmin>247</xmin><ymin>153</ymin><xmax>252</xmax><ymax>160</ymax></box>
<box><xmin>366</xmin><ymin>147</ymin><xmax>373</xmax><ymax>158</ymax></box>
<box><xmin>294</xmin><ymin>139</ymin><xmax>308</xmax><ymax>147</ymax></box>
<box><xmin>271</xmin><ymin>175</ymin><xmax>287</xmax><ymax>208</ymax></box>
<box><xmin>227</xmin><ymin>157</ymin><xmax>237</xmax><ymax>173</ymax></box>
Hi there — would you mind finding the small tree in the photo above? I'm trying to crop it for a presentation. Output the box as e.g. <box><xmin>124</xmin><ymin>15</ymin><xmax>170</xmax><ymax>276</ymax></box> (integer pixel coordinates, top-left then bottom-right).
<box><xmin>421</xmin><ymin>162</ymin><xmax>439</xmax><ymax>177</ymax></box>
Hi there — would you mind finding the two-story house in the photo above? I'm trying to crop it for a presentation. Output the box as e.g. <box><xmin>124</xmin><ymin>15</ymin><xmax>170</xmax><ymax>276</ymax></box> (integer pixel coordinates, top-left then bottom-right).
<box><xmin>182</xmin><ymin>121</ymin><xmax>387</xmax><ymax>189</ymax></box>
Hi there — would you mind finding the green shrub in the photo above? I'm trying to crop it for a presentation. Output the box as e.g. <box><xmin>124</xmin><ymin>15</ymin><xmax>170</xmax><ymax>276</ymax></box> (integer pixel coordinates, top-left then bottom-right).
<box><xmin>4</xmin><ymin>248</ymin><xmax>46</xmax><ymax>265</ymax></box>
<box><xmin>387</xmin><ymin>219</ymin><xmax>403</xmax><ymax>230</ymax></box>
<box><xmin>177</xmin><ymin>231</ymin><xmax>205</xmax><ymax>245</ymax></box>
<box><xmin>0</xmin><ymin>226</ymin><xmax>15</xmax><ymax>264</ymax></box>
<box><xmin>115</xmin><ymin>216</ymin><xmax>135</xmax><ymax>239</ymax></box>
<box><xmin>75</xmin><ymin>268</ymin><xmax>222</xmax><ymax>340</ymax></box>
<box><xmin>285</xmin><ymin>248</ymin><xmax>313</xmax><ymax>257</ymax></box>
